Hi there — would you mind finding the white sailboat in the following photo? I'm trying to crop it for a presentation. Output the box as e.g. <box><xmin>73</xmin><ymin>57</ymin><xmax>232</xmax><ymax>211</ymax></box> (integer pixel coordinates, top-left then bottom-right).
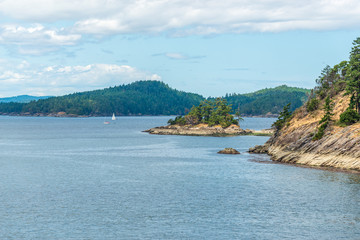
<box><xmin>112</xmin><ymin>113</ymin><xmax>116</xmax><ymax>121</ymax></box>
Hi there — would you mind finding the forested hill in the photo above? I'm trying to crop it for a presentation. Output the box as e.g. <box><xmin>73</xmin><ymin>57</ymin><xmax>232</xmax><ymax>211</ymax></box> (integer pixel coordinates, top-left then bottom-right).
<box><xmin>0</xmin><ymin>81</ymin><xmax>204</xmax><ymax>116</ymax></box>
<box><xmin>224</xmin><ymin>85</ymin><xmax>310</xmax><ymax>116</ymax></box>
<box><xmin>0</xmin><ymin>81</ymin><xmax>310</xmax><ymax>116</ymax></box>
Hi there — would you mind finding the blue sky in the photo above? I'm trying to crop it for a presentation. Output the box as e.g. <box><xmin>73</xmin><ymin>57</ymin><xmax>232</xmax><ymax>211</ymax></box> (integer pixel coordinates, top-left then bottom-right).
<box><xmin>0</xmin><ymin>0</ymin><xmax>360</xmax><ymax>97</ymax></box>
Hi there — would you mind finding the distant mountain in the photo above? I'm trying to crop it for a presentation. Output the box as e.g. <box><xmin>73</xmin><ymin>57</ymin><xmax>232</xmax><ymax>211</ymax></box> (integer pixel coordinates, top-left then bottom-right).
<box><xmin>224</xmin><ymin>85</ymin><xmax>310</xmax><ymax>116</ymax></box>
<box><xmin>0</xmin><ymin>81</ymin><xmax>310</xmax><ymax>116</ymax></box>
<box><xmin>0</xmin><ymin>95</ymin><xmax>51</xmax><ymax>103</ymax></box>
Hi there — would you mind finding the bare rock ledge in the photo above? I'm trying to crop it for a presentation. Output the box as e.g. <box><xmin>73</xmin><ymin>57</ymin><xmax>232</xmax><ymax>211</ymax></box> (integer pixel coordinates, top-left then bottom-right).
<box><xmin>143</xmin><ymin>124</ymin><xmax>274</xmax><ymax>137</ymax></box>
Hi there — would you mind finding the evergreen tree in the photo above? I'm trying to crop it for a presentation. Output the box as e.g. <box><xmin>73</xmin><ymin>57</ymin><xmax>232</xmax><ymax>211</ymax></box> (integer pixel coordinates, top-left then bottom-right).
<box><xmin>168</xmin><ymin>98</ymin><xmax>238</xmax><ymax>128</ymax></box>
<box><xmin>313</xmin><ymin>96</ymin><xmax>334</xmax><ymax>140</ymax></box>
<box><xmin>345</xmin><ymin>37</ymin><xmax>360</xmax><ymax>113</ymax></box>
<box><xmin>235</xmin><ymin>105</ymin><xmax>244</xmax><ymax>122</ymax></box>
<box><xmin>272</xmin><ymin>103</ymin><xmax>292</xmax><ymax>130</ymax></box>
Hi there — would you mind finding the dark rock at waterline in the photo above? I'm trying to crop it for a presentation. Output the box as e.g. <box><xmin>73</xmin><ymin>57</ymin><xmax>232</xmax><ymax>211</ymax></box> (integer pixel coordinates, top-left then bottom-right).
<box><xmin>248</xmin><ymin>144</ymin><xmax>269</xmax><ymax>154</ymax></box>
<box><xmin>217</xmin><ymin>148</ymin><xmax>240</xmax><ymax>154</ymax></box>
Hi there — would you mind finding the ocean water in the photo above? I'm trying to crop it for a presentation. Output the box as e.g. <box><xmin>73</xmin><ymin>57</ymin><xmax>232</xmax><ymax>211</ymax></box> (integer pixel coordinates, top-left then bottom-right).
<box><xmin>0</xmin><ymin>116</ymin><xmax>359</xmax><ymax>239</ymax></box>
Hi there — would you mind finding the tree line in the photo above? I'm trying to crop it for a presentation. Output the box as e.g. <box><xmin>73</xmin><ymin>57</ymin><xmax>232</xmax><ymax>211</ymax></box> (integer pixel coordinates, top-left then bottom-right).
<box><xmin>275</xmin><ymin>37</ymin><xmax>360</xmax><ymax>140</ymax></box>
<box><xmin>168</xmin><ymin>98</ymin><xmax>239</xmax><ymax>128</ymax></box>
<box><xmin>0</xmin><ymin>81</ymin><xmax>310</xmax><ymax>116</ymax></box>
<box><xmin>0</xmin><ymin>81</ymin><xmax>203</xmax><ymax>116</ymax></box>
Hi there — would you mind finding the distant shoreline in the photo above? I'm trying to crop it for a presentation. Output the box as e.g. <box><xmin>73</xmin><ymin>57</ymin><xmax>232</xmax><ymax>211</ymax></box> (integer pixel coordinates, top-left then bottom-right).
<box><xmin>0</xmin><ymin>112</ymin><xmax>278</xmax><ymax>118</ymax></box>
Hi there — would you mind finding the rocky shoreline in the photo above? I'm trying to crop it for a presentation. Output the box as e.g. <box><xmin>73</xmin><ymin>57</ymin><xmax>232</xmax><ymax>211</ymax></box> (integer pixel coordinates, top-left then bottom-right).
<box><xmin>144</xmin><ymin>124</ymin><xmax>274</xmax><ymax>136</ymax></box>
<box><xmin>249</xmin><ymin>93</ymin><xmax>360</xmax><ymax>172</ymax></box>
<box><xmin>249</xmin><ymin>124</ymin><xmax>360</xmax><ymax>172</ymax></box>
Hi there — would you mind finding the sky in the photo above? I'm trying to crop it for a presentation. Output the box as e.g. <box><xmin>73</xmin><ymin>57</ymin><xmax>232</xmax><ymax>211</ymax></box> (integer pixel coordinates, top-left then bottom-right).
<box><xmin>0</xmin><ymin>0</ymin><xmax>360</xmax><ymax>98</ymax></box>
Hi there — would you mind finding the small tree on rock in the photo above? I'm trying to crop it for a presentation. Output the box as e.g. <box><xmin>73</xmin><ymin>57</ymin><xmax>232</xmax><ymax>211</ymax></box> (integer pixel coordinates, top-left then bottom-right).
<box><xmin>345</xmin><ymin>37</ymin><xmax>360</xmax><ymax>113</ymax></box>
<box><xmin>272</xmin><ymin>103</ymin><xmax>292</xmax><ymax>130</ymax></box>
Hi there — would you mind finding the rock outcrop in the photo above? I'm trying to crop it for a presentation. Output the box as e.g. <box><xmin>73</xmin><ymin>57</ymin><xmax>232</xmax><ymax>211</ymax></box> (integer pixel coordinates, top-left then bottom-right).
<box><xmin>144</xmin><ymin>124</ymin><xmax>274</xmax><ymax>136</ymax></box>
<box><xmin>250</xmin><ymin>93</ymin><xmax>360</xmax><ymax>172</ymax></box>
<box><xmin>218</xmin><ymin>148</ymin><xmax>240</xmax><ymax>154</ymax></box>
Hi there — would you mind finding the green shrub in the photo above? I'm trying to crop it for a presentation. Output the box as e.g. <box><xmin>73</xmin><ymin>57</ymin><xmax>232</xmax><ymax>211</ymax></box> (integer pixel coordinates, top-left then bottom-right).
<box><xmin>168</xmin><ymin>116</ymin><xmax>186</xmax><ymax>125</ymax></box>
<box><xmin>306</xmin><ymin>98</ymin><xmax>319</xmax><ymax>112</ymax></box>
<box><xmin>339</xmin><ymin>109</ymin><xmax>360</xmax><ymax>125</ymax></box>
<box><xmin>313</xmin><ymin>96</ymin><xmax>333</xmax><ymax>141</ymax></box>
<box><xmin>167</xmin><ymin>98</ymin><xmax>237</xmax><ymax>128</ymax></box>
<box><xmin>312</xmin><ymin>121</ymin><xmax>328</xmax><ymax>140</ymax></box>
<box><xmin>232</xmin><ymin>119</ymin><xmax>239</xmax><ymax>125</ymax></box>
<box><xmin>272</xmin><ymin>103</ymin><xmax>292</xmax><ymax>130</ymax></box>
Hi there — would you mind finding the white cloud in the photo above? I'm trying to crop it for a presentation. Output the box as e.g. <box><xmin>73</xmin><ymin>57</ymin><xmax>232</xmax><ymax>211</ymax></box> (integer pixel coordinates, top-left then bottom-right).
<box><xmin>0</xmin><ymin>24</ymin><xmax>81</xmax><ymax>54</ymax></box>
<box><xmin>0</xmin><ymin>0</ymin><xmax>359</xmax><ymax>37</ymax></box>
<box><xmin>0</xmin><ymin>24</ymin><xmax>81</xmax><ymax>45</ymax></box>
<box><xmin>0</xmin><ymin>0</ymin><xmax>120</xmax><ymax>22</ymax></box>
<box><xmin>0</xmin><ymin>62</ymin><xmax>161</xmax><ymax>97</ymax></box>
<box><xmin>0</xmin><ymin>0</ymin><xmax>358</xmax><ymax>54</ymax></box>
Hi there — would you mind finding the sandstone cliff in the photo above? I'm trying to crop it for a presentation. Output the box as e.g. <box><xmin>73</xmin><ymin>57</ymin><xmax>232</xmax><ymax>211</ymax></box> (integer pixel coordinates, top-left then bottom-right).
<box><xmin>250</xmin><ymin>93</ymin><xmax>360</xmax><ymax>171</ymax></box>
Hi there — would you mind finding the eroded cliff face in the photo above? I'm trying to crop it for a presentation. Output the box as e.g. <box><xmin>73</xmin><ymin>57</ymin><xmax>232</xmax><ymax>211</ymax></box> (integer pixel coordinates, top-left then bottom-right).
<box><xmin>251</xmin><ymin>93</ymin><xmax>360</xmax><ymax>171</ymax></box>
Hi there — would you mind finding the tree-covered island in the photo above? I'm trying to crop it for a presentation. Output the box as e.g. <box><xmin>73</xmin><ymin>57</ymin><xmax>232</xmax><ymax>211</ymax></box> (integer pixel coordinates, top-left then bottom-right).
<box><xmin>167</xmin><ymin>98</ymin><xmax>239</xmax><ymax>128</ymax></box>
<box><xmin>145</xmin><ymin>98</ymin><xmax>273</xmax><ymax>136</ymax></box>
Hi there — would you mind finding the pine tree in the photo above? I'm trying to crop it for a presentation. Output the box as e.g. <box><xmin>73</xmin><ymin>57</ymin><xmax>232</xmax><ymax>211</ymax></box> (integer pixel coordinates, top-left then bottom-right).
<box><xmin>345</xmin><ymin>37</ymin><xmax>360</xmax><ymax>113</ymax></box>
<box><xmin>313</xmin><ymin>96</ymin><xmax>334</xmax><ymax>140</ymax></box>
<box><xmin>272</xmin><ymin>103</ymin><xmax>292</xmax><ymax>130</ymax></box>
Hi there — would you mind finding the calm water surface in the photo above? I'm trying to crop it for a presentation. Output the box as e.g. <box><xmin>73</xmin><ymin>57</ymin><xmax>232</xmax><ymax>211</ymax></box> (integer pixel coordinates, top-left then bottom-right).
<box><xmin>0</xmin><ymin>116</ymin><xmax>359</xmax><ymax>239</ymax></box>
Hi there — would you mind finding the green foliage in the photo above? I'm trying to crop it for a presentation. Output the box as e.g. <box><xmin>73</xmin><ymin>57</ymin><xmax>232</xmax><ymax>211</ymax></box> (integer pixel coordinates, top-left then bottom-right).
<box><xmin>0</xmin><ymin>102</ymin><xmax>24</xmax><ymax>113</ymax></box>
<box><xmin>0</xmin><ymin>83</ymin><xmax>311</xmax><ymax>117</ymax></box>
<box><xmin>339</xmin><ymin>108</ymin><xmax>360</xmax><ymax>126</ymax></box>
<box><xmin>234</xmin><ymin>105</ymin><xmax>244</xmax><ymax>122</ymax></box>
<box><xmin>224</xmin><ymin>85</ymin><xmax>310</xmax><ymax>116</ymax></box>
<box><xmin>312</xmin><ymin>121</ymin><xmax>328</xmax><ymax>141</ymax></box>
<box><xmin>345</xmin><ymin>37</ymin><xmax>360</xmax><ymax>113</ymax></box>
<box><xmin>320</xmin><ymin>97</ymin><xmax>333</xmax><ymax>124</ymax></box>
<box><xmin>0</xmin><ymin>81</ymin><xmax>204</xmax><ymax>116</ymax></box>
<box><xmin>313</xmin><ymin>96</ymin><xmax>334</xmax><ymax>140</ymax></box>
<box><xmin>168</xmin><ymin>98</ymin><xmax>238</xmax><ymax>128</ymax></box>
<box><xmin>168</xmin><ymin>116</ymin><xmax>186</xmax><ymax>125</ymax></box>
<box><xmin>272</xmin><ymin>103</ymin><xmax>292</xmax><ymax>130</ymax></box>
<box><xmin>306</xmin><ymin>98</ymin><xmax>319</xmax><ymax>112</ymax></box>
<box><xmin>315</xmin><ymin>62</ymin><xmax>348</xmax><ymax>99</ymax></box>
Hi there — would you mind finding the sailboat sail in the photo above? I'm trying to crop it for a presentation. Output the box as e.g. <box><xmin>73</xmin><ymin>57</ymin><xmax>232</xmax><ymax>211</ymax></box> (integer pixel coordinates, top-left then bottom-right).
<box><xmin>112</xmin><ymin>113</ymin><xmax>116</xmax><ymax>120</ymax></box>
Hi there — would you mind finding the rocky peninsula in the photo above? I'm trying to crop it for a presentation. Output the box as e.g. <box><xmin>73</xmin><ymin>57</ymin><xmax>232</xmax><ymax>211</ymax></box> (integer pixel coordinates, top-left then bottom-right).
<box><xmin>144</xmin><ymin>124</ymin><xmax>273</xmax><ymax>136</ymax></box>
<box><xmin>249</xmin><ymin>93</ymin><xmax>360</xmax><ymax>172</ymax></box>
<box><xmin>249</xmin><ymin>38</ymin><xmax>360</xmax><ymax>172</ymax></box>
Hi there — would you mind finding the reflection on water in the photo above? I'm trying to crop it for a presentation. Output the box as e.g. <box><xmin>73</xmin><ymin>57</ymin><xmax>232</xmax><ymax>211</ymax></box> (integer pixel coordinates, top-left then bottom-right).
<box><xmin>318</xmin><ymin>170</ymin><xmax>360</xmax><ymax>184</ymax></box>
<box><xmin>346</xmin><ymin>174</ymin><xmax>360</xmax><ymax>184</ymax></box>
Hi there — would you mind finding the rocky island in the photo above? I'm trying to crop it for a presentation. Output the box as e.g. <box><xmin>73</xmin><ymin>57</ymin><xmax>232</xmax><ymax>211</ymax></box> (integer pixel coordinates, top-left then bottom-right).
<box><xmin>144</xmin><ymin>123</ymin><xmax>273</xmax><ymax>136</ymax></box>
<box><xmin>217</xmin><ymin>148</ymin><xmax>240</xmax><ymax>154</ymax></box>
<box><xmin>144</xmin><ymin>98</ymin><xmax>274</xmax><ymax>136</ymax></box>
<box><xmin>250</xmin><ymin>38</ymin><xmax>360</xmax><ymax>172</ymax></box>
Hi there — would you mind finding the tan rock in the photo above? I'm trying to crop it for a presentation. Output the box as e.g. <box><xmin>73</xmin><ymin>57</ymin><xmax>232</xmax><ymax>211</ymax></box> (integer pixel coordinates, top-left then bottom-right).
<box><xmin>218</xmin><ymin>148</ymin><xmax>240</xmax><ymax>154</ymax></box>
<box><xmin>250</xmin><ymin>92</ymin><xmax>360</xmax><ymax>172</ymax></box>
<box><xmin>144</xmin><ymin>124</ymin><xmax>274</xmax><ymax>137</ymax></box>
